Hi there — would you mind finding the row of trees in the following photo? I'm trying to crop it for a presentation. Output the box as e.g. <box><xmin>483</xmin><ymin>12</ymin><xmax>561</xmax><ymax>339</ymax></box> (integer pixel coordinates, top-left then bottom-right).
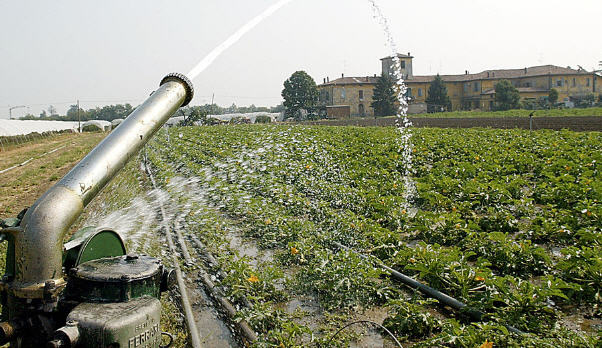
<box><xmin>19</xmin><ymin>102</ymin><xmax>284</xmax><ymax>122</ymax></box>
<box><xmin>21</xmin><ymin>104</ymin><xmax>135</xmax><ymax>121</ymax></box>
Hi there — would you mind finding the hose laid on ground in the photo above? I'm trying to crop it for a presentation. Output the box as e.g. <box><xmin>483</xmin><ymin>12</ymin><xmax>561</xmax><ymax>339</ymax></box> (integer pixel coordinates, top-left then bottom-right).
<box><xmin>144</xmin><ymin>158</ymin><xmax>203</xmax><ymax>348</ymax></box>
<box><xmin>333</xmin><ymin>242</ymin><xmax>524</xmax><ymax>335</ymax></box>
<box><xmin>189</xmin><ymin>235</ymin><xmax>258</xmax><ymax>343</ymax></box>
<box><xmin>173</xmin><ymin>217</ymin><xmax>193</xmax><ymax>264</ymax></box>
<box><xmin>0</xmin><ymin>144</ymin><xmax>67</xmax><ymax>175</ymax></box>
<box><xmin>162</xmin><ymin>127</ymin><xmax>257</xmax><ymax>344</ymax></box>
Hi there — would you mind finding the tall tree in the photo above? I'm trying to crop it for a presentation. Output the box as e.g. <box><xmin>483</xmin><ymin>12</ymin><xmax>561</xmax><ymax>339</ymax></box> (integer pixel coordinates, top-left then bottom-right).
<box><xmin>494</xmin><ymin>80</ymin><xmax>521</xmax><ymax>111</ymax></box>
<box><xmin>548</xmin><ymin>88</ymin><xmax>559</xmax><ymax>107</ymax></box>
<box><xmin>371</xmin><ymin>73</ymin><xmax>398</xmax><ymax>117</ymax></box>
<box><xmin>282</xmin><ymin>71</ymin><xmax>318</xmax><ymax>120</ymax></box>
<box><xmin>66</xmin><ymin>104</ymin><xmax>86</xmax><ymax>121</ymax></box>
<box><xmin>425</xmin><ymin>74</ymin><xmax>452</xmax><ymax>112</ymax></box>
<box><xmin>179</xmin><ymin>107</ymin><xmax>207</xmax><ymax>126</ymax></box>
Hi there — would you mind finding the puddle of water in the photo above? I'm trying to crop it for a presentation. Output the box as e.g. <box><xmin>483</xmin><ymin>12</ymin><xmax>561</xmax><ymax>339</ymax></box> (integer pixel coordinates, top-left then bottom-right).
<box><xmin>349</xmin><ymin>307</ymin><xmax>390</xmax><ymax>347</ymax></box>
<box><xmin>226</xmin><ymin>228</ymin><xmax>274</xmax><ymax>267</ymax></box>
<box><xmin>190</xmin><ymin>285</ymin><xmax>240</xmax><ymax>347</ymax></box>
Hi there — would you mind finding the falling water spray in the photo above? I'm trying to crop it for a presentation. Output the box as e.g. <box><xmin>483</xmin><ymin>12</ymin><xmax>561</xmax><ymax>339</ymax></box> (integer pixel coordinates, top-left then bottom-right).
<box><xmin>368</xmin><ymin>0</ymin><xmax>417</xmax><ymax>208</ymax></box>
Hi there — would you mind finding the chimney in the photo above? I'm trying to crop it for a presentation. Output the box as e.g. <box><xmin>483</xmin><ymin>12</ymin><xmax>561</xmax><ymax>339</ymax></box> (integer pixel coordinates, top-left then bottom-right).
<box><xmin>327</xmin><ymin>77</ymin><xmax>329</xmax><ymax>83</ymax></box>
<box><xmin>374</xmin><ymin>74</ymin><xmax>377</xmax><ymax>77</ymax></box>
<box><xmin>524</xmin><ymin>67</ymin><xmax>528</xmax><ymax>74</ymax></box>
<box><xmin>342</xmin><ymin>73</ymin><xmax>344</xmax><ymax>78</ymax></box>
<box><xmin>465</xmin><ymin>70</ymin><xmax>469</xmax><ymax>75</ymax></box>
<box><xmin>408</xmin><ymin>52</ymin><xmax>411</xmax><ymax>57</ymax></box>
<box><xmin>323</xmin><ymin>78</ymin><xmax>326</xmax><ymax>84</ymax></box>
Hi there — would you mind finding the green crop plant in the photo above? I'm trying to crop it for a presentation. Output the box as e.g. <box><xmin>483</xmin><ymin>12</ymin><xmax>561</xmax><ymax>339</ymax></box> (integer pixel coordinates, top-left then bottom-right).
<box><xmin>135</xmin><ymin>125</ymin><xmax>601</xmax><ymax>345</ymax></box>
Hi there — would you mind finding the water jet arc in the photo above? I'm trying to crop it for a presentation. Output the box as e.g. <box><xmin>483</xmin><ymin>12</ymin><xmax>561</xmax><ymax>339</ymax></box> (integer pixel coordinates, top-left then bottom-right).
<box><xmin>186</xmin><ymin>0</ymin><xmax>293</xmax><ymax>81</ymax></box>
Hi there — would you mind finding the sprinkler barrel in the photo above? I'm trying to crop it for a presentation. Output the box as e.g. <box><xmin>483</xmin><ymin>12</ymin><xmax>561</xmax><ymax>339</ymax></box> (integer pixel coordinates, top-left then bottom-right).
<box><xmin>0</xmin><ymin>73</ymin><xmax>193</xmax><ymax>346</ymax></box>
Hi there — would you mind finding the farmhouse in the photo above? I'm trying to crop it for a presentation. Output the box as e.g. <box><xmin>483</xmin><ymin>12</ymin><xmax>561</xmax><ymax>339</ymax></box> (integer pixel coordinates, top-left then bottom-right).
<box><xmin>318</xmin><ymin>53</ymin><xmax>602</xmax><ymax>117</ymax></box>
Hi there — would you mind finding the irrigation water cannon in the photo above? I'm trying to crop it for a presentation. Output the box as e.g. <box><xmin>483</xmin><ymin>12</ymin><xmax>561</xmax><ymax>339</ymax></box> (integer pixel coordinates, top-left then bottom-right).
<box><xmin>0</xmin><ymin>73</ymin><xmax>194</xmax><ymax>347</ymax></box>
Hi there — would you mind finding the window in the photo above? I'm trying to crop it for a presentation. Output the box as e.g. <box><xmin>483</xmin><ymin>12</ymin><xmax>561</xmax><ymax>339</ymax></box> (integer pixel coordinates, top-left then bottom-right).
<box><xmin>406</xmin><ymin>88</ymin><xmax>412</xmax><ymax>98</ymax></box>
<box><xmin>418</xmin><ymin>88</ymin><xmax>423</xmax><ymax>97</ymax></box>
<box><xmin>359</xmin><ymin>90</ymin><xmax>364</xmax><ymax>100</ymax></box>
<box><xmin>572</xmin><ymin>78</ymin><xmax>576</xmax><ymax>87</ymax></box>
<box><xmin>359</xmin><ymin>104</ymin><xmax>365</xmax><ymax>116</ymax></box>
<box><xmin>341</xmin><ymin>88</ymin><xmax>346</xmax><ymax>100</ymax></box>
<box><xmin>473</xmin><ymin>82</ymin><xmax>479</xmax><ymax>92</ymax></box>
<box><xmin>401</xmin><ymin>61</ymin><xmax>406</xmax><ymax>69</ymax></box>
<box><xmin>464</xmin><ymin>84</ymin><xmax>469</xmax><ymax>93</ymax></box>
<box><xmin>556</xmin><ymin>79</ymin><xmax>563</xmax><ymax>87</ymax></box>
<box><xmin>587</xmin><ymin>78</ymin><xmax>591</xmax><ymax>87</ymax></box>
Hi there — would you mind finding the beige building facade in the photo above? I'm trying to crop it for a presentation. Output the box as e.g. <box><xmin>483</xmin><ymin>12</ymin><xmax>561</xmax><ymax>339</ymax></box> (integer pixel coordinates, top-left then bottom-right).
<box><xmin>318</xmin><ymin>53</ymin><xmax>602</xmax><ymax>117</ymax></box>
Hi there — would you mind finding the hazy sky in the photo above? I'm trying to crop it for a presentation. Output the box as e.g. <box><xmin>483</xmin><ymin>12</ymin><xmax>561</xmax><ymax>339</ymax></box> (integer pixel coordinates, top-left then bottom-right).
<box><xmin>1</xmin><ymin>0</ymin><xmax>601</xmax><ymax>118</ymax></box>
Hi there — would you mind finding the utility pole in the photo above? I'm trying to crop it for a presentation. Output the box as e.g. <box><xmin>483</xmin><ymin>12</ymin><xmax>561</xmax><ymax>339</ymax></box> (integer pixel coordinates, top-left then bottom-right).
<box><xmin>9</xmin><ymin>105</ymin><xmax>26</xmax><ymax>120</ymax></box>
<box><xmin>77</xmin><ymin>100</ymin><xmax>81</xmax><ymax>133</ymax></box>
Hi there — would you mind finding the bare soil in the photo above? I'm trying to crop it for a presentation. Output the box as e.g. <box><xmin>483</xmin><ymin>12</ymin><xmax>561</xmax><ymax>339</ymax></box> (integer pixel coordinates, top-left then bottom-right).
<box><xmin>0</xmin><ymin>132</ymin><xmax>106</xmax><ymax>218</ymax></box>
<box><xmin>305</xmin><ymin>116</ymin><xmax>602</xmax><ymax>131</ymax></box>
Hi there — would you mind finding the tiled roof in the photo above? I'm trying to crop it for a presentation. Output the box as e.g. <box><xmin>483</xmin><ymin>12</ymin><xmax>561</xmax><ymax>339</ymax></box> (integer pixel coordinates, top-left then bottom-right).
<box><xmin>407</xmin><ymin>65</ymin><xmax>593</xmax><ymax>83</ymax></box>
<box><xmin>318</xmin><ymin>65</ymin><xmax>597</xmax><ymax>87</ymax></box>
<box><xmin>321</xmin><ymin>76</ymin><xmax>379</xmax><ymax>86</ymax></box>
<box><xmin>381</xmin><ymin>53</ymin><xmax>413</xmax><ymax>60</ymax></box>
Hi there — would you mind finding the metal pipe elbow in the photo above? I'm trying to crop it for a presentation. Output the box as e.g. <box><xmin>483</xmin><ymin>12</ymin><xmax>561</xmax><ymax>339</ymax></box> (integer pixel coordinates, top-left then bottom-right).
<box><xmin>10</xmin><ymin>186</ymin><xmax>83</xmax><ymax>298</ymax></box>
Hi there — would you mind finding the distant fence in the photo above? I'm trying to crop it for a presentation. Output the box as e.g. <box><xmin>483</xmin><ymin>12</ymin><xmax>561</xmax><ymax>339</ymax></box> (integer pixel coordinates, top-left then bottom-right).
<box><xmin>303</xmin><ymin>116</ymin><xmax>602</xmax><ymax>132</ymax></box>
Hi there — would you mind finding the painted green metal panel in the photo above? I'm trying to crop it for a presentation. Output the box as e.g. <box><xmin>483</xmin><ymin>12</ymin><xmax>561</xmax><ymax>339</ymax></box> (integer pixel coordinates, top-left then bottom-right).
<box><xmin>63</xmin><ymin>228</ymin><xmax>126</xmax><ymax>271</ymax></box>
<box><xmin>76</xmin><ymin>230</ymin><xmax>127</xmax><ymax>266</ymax></box>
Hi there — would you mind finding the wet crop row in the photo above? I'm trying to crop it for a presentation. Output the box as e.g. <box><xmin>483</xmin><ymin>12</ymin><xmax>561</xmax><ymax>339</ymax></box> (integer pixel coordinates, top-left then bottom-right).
<box><xmin>147</xmin><ymin>125</ymin><xmax>600</xmax><ymax>347</ymax></box>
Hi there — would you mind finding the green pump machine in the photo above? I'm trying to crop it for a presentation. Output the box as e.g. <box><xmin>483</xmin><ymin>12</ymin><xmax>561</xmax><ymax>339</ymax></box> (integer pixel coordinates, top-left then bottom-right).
<box><xmin>0</xmin><ymin>73</ymin><xmax>194</xmax><ymax>347</ymax></box>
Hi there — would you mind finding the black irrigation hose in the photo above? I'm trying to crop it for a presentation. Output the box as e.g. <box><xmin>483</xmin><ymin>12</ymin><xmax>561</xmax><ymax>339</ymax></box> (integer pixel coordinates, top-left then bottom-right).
<box><xmin>144</xmin><ymin>157</ymin><xmax>203</xmax><ymax>348</ymax></box>
<box><xmin>189</xmin><ymin>235</ymin><xmax>258</xmax><ymax>344</ymax></box>
<box><xmin>322</xmin><ymin>320</ymin><xmax>403</xmax><ymax>348</ymax></box>
<box><xmin>333</xmin><ymin>242</ymin><xmax>525</xmax><ymax>335</ymax></box>
<box><xmin>148</xmin><ymin>140</ymin><xmax>257</xmax><ymax>345</ymax></box>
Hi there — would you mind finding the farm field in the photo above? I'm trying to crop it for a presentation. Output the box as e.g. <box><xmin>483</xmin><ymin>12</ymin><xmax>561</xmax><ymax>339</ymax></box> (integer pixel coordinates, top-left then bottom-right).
<box><xmin>0</xmin><ymin>132</ymin><xmax>106</xmax><ymax>217</ymax></box>
<box><xmin>1</xmin><ymin>125</ymin><xmax>600</xmax><ymax>347</ymax></box>
<box><xmin>137</xmin><ymin>125</ymin><xmax>601</xmax><ymax>347</ymax></box>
